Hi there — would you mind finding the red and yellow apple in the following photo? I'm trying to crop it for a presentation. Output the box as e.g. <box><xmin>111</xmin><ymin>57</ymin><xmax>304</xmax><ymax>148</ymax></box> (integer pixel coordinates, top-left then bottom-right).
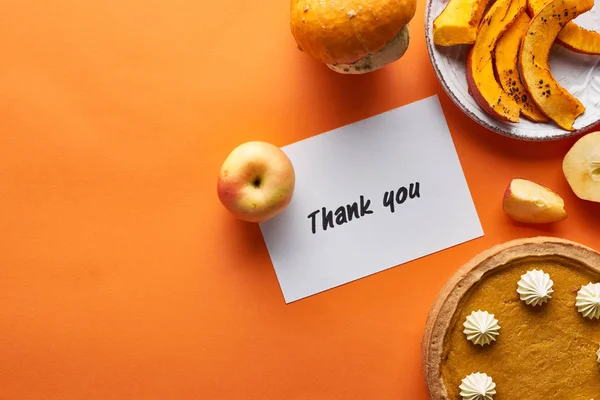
<box><xmin>503</xmin><ymin>178</ymin><xmax>567</xmax><ymax>223</ymax></box>
<box><xmin>563</xmin><ymin>131</ymin><xmax>600</xmax><ymax>203</ymax></box>
<box><xmin>217</xmin><ymin>141</ymin><xmax>295</xmax><ymax>222</ymax></box>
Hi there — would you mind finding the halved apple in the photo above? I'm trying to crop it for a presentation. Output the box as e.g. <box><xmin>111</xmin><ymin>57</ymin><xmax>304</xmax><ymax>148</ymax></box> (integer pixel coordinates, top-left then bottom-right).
<box><xmin>433</xmin><ymin>0</ymin><xmax>492</xmax><ymax>46</ymax></box>
<box><xmin>563</xmin><ymin>132</ymin><xmax>600</xmax><ymax>203</ymax></box>
<box><xmin>495</xmin><ymin>12</ymin><xmax>550</xmax><ymax>123</ymax></box>
<box><xmin>520</xmin><ymin>0</ymin><xmax>591</xmax><ymax>131</ymax></box>
<box><xmin>467</xmin><ymin>0</ymin><xmax>525</xmax><ymax>123</ymax></box>
<box><xmin>528</xmin><ymin>0</ymin><xmax>600</xmax><ymax>55</ymax></box>
<box><xmin>503</xmin><ymin>178</ymin><xmax>567</xmax><ymax>223</ymax></box>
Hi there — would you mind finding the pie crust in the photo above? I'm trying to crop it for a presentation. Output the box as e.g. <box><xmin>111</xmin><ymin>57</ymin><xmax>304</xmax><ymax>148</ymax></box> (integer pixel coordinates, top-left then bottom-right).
<box><xmin>421</xmin><ymin>236</ymin><xmax>600</xmax><ymax>399</ymax></box>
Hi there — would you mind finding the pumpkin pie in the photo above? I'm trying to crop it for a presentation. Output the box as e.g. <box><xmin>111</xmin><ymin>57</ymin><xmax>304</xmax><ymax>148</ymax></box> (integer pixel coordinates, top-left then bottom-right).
<box><xmin>422</xmin><ymin>237</ymin><xmax>600</xmax><ymax>399</ymax></box>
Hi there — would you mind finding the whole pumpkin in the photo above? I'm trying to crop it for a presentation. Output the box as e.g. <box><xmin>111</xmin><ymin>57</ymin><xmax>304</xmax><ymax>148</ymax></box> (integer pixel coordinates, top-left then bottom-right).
<box><xmin>290</xmin><ymin>0</ymin><xmax>417</xmax><ymax>74</ymax></box>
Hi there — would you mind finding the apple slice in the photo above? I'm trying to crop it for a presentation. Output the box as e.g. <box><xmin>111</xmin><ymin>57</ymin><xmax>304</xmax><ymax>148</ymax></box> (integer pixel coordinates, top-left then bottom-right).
<box><xmin>519</xmin><ymin>0</ymin><xmax>592</xmax><ymax>131</ymax></box>
<box><xmin>503</xmin><ymin>178</ymin><xmax>567</xmax><ymax>223</ymax></box>
<box><xmin>466</xmin><ymin>0</ymin><xmax>525</xmax><ymax>123</ymax></box>
<box><xmin>563</xmin><ymin>131</ymin><xmax>600</xmax><ymax>203</ymax></box>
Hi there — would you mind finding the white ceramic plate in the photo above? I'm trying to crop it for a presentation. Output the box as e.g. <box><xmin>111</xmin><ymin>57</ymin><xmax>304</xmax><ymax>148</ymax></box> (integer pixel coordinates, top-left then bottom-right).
<box><xmin>425</xmin><ymin>0</ymin><xmax>600</xmax><ymax>140</ymax></box>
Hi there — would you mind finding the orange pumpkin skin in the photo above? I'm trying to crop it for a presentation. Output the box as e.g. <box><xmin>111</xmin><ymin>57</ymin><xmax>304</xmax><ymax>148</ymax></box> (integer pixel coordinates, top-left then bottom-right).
<box><xmin>466</xmin><ymin>0</ymin><xmax>524</xmax><ymax>123</ymax></box>
<box><xmin>527</xmin><ymin>0</ymin><xmax>600</xmax><ymax>55</ymax></box>
<box><xmin>290</xmin><ymin>0</ymin><xmax>417</xmax><ymax>66</ymax></box>
<box><xmin>466</xmin><ymin>49</ymin><xmax>512</xmax><ymax>122</ymax></box>
<box><xmin>520</xmin><ymin>0</ymin><xmax>591</xmax><ymax>131</ymax></box>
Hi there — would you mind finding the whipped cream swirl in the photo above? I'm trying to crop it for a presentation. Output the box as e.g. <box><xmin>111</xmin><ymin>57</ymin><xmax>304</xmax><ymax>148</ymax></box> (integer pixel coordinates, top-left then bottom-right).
<box><xmin>463</xmin><ymin>310</ymin><xmax>500</xmax><ymax>346</ymax></box>
<box><xmin>459</xmin><ymin>372</ymin><xmax>496</xmax><ymax>400</ymax></box>
<box><xmin>517</xmin><ymin>269</ymin><xmax>554</xmax><ymax>306</ymax></box>
<box><xmin>576</xmin><ymin>283</ymin><xmax>600</xmax><ymax>319</ymax></box>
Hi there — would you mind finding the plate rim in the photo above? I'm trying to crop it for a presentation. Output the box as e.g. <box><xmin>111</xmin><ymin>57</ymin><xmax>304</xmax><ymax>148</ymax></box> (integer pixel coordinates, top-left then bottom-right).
<box><xmin>424</xmin><ymin>0</ymin><xmax>600</xmax><ymax>141</ymax></box>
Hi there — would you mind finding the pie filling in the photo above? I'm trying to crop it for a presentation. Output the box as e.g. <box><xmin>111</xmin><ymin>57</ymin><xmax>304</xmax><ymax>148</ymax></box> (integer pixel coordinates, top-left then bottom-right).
<box><xmin>442</xmin><ymin>257</ymin><xmax>600</xmax><ymax>399</ymax></box>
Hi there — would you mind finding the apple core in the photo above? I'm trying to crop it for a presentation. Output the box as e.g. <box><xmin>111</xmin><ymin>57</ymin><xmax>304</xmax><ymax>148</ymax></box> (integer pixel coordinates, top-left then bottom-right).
<box><xmin>590</xmin><ymin>162</ymin><xmax>600</xmax><ymax>182</ymax></box>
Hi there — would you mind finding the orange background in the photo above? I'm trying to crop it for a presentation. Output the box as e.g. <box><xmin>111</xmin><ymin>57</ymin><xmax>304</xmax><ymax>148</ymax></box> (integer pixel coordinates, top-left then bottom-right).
<box><xmin>1</xmin><ymin>0</ymin><xmax>600</xmax><ymax>399</ymax></box>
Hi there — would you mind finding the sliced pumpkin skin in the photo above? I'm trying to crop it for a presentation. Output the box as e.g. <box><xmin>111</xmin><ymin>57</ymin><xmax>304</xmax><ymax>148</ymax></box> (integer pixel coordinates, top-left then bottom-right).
<box><xmin>495</xmin><ymin>12</ymin><xmax>550</xmax><ymax>123</ymax></box>
<box><xmin>527</xmin><ymin>0</ymin><xmax>600</xmax><ymax>54</ymax></box>
<box><xmin>466</xmin><ymin>0</ymin><xmax>524</xmax><ymax>122</ymax></box>
<box><xmin>520</xmin><ymin>0</ymin><xmax>591</xmax><ymax>131</ymax></box>
<box><xmin>433</xmin><ymin>0</ymin><xmax>492</xmax><ymax>46</ymax></box>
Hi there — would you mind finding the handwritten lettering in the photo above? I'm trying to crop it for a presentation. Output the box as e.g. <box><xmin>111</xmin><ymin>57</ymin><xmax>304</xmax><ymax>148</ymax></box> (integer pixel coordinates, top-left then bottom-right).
<box><xmin>323</xmin><ymin>208</ymin><xmax>334</xmax><ymax>231</ymax></box>
<box><xmin>335</xmin><ymin>207</ymin><xmax>347</xmax><ymax>225</ymax></box>
<box><xmin>346</xmin><ymin>202</ymin><xmax>359</xmax><ymax>221</ymax></box>
<box><xmin>308</xmin><ymin>195</ymin><xmax>373</xmax><ymax>234</ymax></box>
<box><xmin>383</xmin><ymin>191</ymin><xmax>395</xmax><ymax>213</ymax></box>
<box><xmin>308</xmin><ymin>183</ymin><xmax>421</xmax><ymax>233</ymax></box>
<box><xmin>383</xmin><ymin>182</ymin><xmax>421</xmax><ymax>213</ymax></box>
<box><xmin>409</xmin><ymin>182</ymin><xmax>421</xmax><ymax>199</ymax></box>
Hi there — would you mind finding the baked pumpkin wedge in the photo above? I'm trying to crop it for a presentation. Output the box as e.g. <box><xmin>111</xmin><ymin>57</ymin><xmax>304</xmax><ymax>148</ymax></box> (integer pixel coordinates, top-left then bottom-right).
<box><xmin>433</xmin><ymin>0</ymin><xmax>492</xmax><ymax>46</ymax></box>
<box><xmin>527</xmin><ymin>0</ymin><xmax>600</xmax><ymax>54</ymax></box>
<box><xmin>520</xmin><ymin>0</ymin><xmax>591</xmax><ymax>131</ymax></box>
<box><xmin>467</xmin><ymin>0</ymin><xmax>525</xmax><ymax>122</ymax></box>
<box><xmin>495</xmin><ymin>13</ymin><xmax>550</xmax><ymax>123</ymax></box>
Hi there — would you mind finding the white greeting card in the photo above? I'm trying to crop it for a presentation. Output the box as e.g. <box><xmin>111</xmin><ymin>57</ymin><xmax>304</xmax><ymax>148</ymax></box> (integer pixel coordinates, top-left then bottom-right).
<box><xmin>259</xmin><ymin>95</ymin><xmax>483</xmax><ymax>303</ymax></box>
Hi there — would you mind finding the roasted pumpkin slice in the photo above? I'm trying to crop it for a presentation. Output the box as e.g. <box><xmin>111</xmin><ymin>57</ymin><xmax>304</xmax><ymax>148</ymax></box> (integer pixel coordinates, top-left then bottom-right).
<box><xmin>495</xmin><ymin>13</ymin><xmax>550</xmax><ymax>123</ymax></box>
<box><xmin>528</xmin><ymin>0</ymin><xmax>600</xmax><ymax>54</ymax></box>
<box><xmin>466</xmin><ymin>0</ymin><xmax>525</xmax><ymax>122</ymax></box>
<box><xmin>433</xmin><ymin>0</ymin><xmax>492</xmax><ymax>46</ymax></box>
<box><xmin>556</xmin><ymin>22</ymin><xmax>600</xmax><ymax>55</ymax></box>
<box><xmin>520</xmin><ymin>0</ymin><xmax>591</xmax><ymax>130</ymax></box>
